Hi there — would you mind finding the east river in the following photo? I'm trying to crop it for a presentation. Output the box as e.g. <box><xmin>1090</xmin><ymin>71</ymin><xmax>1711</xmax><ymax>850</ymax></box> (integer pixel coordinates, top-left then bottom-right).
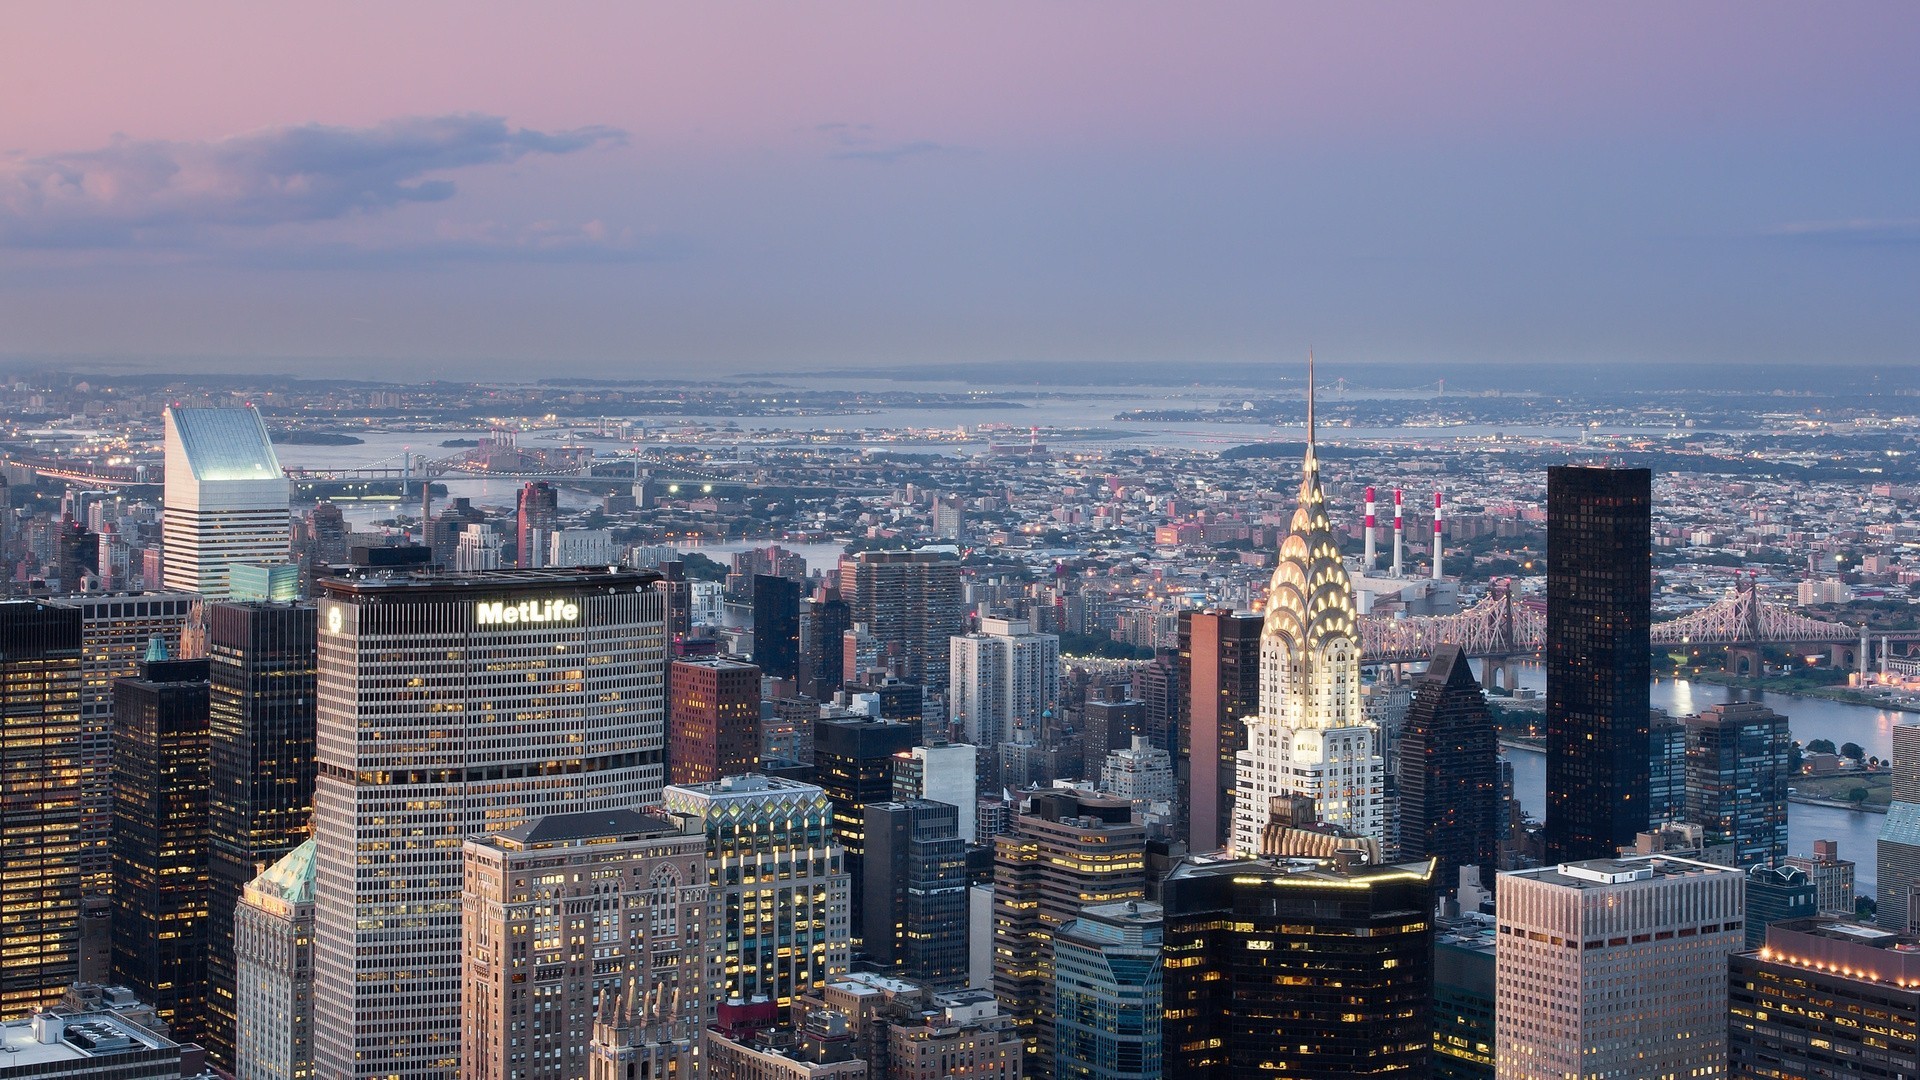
<box><xmin>1499</xmin><ymin>663</ymin><xmax>1903</xmax><ymax>893</ymax></box>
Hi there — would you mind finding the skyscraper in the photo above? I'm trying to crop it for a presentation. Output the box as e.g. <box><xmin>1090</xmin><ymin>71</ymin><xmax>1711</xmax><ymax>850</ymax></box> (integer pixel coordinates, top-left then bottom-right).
<box><xmin>205</xmin><ymin>601</ymin><xmax>317</xmax><ymax>1069</ymax></box>
<box><xmin>993</xmin><ymin>790</ymin><xmax>1147</xmax><ymax>1080</ymax></box>
<box><xmin>162</xmin><ymin>405</ymin><xmax>293</xmax><ymax>598</ymax></box>
<box><xmin>949</xmin><ymin>617</ymin><xmax>1060</xmax><ymax>749</ymax></box>
<box><xmin>1396</xmin><ymin>645</ymin><xmax>1500</xmax><ymax>896</ymax></box>
<box><xmin>839</xmin><ymin>550</ymin><xmax>964</xmax><ymax>719</ymax></box>
<box><xmin>892</xmin><ymin>743</ymin><xmax>979</xmax><ymax>841</ymax></box>
<box><xmin>461</xmin><ymin>809</ymin><xmax>716</xmax><ymax>1080</ymax></box>
<box><xmin>515</xmin><ymin>481</ymin><xmax>559</xmax><ymax>568</ymax></box>
<box><xmin>1234</xmin><ymin>365</ymin><xmax>1382</xmax><ymax>856</ymax></box>
<box><xmin>1684</xmin><ymin>701</ymin><xmax>1789</xmax><ymax>867</ymax></box>
<box><xmin>1495</xmin><ymin>856</ymin><xmax>1742</xmax><ymax>1080</ymax></box>
<box><xmin>814</xmin><ymin>715</ymin><xmax>920</xmax><ymax>942</ymax></box>
<box><xmin>668</xmin><ymin>657</ymin><xmax>762</xmax><ymax>786</ymax></box>
<box><xmin>110</xmin><ymin>656</ymin><xmax>212</xmax><ymax>1042</ymax></box>
<box><xmin>753</xmin><ymin>573</ymin><xmax>804</xmax><ymax>680</ymax></box>
<box><xmin>1052</xmin><ymin>900</ymin><xmax>1161</xmax><ymax>1080</ymax></box>
<box><xmin>1543</xmin><ymin>466</ymin><xmax>1652</xmax><ymax>863</ymax></box>
<box><xmin>1730</xmin><ymin>917</ymin><xmax>1920</xmax><ymax>1078</ymax></box>
<box><xmin>863</xmin><ymin>799</ymin><xmax>969</xmax><ymax>988</ymax></box>
<box><xmin>0</xmin><ymin>600</ymin><xmax>85</xmax><ymax>1017</ymax></box>
<box><xmin>1160</xmin><ymin>853</ymin><xmax>1437</xmax><ymax>1080</ymax></box>
<box><xmin>659</xmin><ymin>775</ymin><xmax>849</xmax><ymax>1007</ymax></box>
<box><xmin>1647</xmin><ymin>712</ymin><xmax>1686</xmax><ymax>826</ymax></box>
<box><xmin>233</xmin><ymin>839</ymin><xmax>315</xmax><ymax>1080</ymax></box>
<box><xmin>1880</xmin><ymin>722</ymin><xmax>1920</xmax><ymax>928</ymax></box>
<box><xmin>311</xmin><ymin>568</ymin><xmax>667</xmax><ymax>1080</ymax></box>
<box><xmin>1177</xmin><ymin>609</ymin><xmax>1261</xmax><ymax>854</ymax></box>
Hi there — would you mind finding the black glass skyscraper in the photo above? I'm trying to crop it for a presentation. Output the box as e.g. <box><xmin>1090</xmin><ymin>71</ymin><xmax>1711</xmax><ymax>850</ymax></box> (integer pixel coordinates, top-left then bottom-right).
<box><xmin>111</xmin><ymin>657</ymin><xmax>212</xmax><ymax>1041</ymax></box>
<box><xmin>753</xmin><ymin>572</ymin><xmax>803</xmax><ymax>680</ymax></box>
<box><xmin>1397</xmin><ymin>645</ymin><xmax>1500</xmax><ymax>896</ymax></box>
<box><xmin>1544</xmin><ymin>466</ymin><xmax>1652</xmax><ymax>863</ymax></box>
<box><xmin>204</xmin><ymin>601</ymin><xmax>318</xmax><ymax>1068</ymax></box>
<box><xmin>863</xmin><ymin>798</ymin><xmax>969</xmax><ymax>988</ymax></box>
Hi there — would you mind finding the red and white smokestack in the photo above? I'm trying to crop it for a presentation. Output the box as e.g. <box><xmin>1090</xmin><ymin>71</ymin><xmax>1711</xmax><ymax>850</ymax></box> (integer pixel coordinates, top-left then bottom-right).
<box><xmin>1363</xmin><ymin>486</ymin><xmax>1377</xmax><ymax>569</ymax></box>
<box><xmin>1432</xmin><ymin>490</ymin><xmax>1445</xmax><ymax>580</ymax></box>
<box><xmin>1392</xmin><ymin>489</ymin><xmax>1404</xmax><ymax>577</ymax></box>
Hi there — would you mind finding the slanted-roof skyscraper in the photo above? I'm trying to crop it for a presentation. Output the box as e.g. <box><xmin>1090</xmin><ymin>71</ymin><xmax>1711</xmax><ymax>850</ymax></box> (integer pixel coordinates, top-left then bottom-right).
<box><xmin>1397</xmin><ymin>645</ymin><xmax>1500</xmax><ymax>896</ymax></box>
<box><xmin>1544</xmin><ymin>466</ymin><xmax>1652</xmax><ymax>863</ymax></box>
<box><xmin>1233</xmin><ymin>358</ymin><xmax>1382</xmax><ymax>855</ymax></box>
<box><xmin>162</xmin><ymin>406</ymin><xmax>292</xmax><ymax>598</ymax></box>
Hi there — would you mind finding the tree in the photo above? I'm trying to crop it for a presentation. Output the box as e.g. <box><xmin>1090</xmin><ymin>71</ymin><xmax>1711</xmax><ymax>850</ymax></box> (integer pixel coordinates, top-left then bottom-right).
<box><xmin>1788</xmin><ymin>742</ymin><xmax>1805</xmax><ymax>775</ymax></box>
<box><xmin>1807</xmin><ymin>739</ymin><xmax>1837</xmax><ymax>756</ymax></box>
<box><xmin>1847</xmin><ymin>787</ymin><xmax>1870</xmax><ymax>805</ymax></box>
<box><xmin>1841</xmin><ymin>742</ymin><xmax>1866</xmax><ymax>762</ymax></box>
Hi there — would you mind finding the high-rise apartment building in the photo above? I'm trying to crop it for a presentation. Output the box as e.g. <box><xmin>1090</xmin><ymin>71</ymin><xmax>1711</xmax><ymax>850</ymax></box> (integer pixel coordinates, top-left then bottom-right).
<box><xmin>1234</xmin><ymin>381</ymin><xmax>1382</xmax><ymax>856</ymax></box>
<box><xmin>162</xmin><ymin>405</ymin><xmax>293</xmax><ymax>598</ymax></box>
<box><xmin>1783</xmin><ymin>839</ymin><xmax>1857</xmax><ymax>917</ymax></box>
<box><xmin>1177</xmin><ymin>609</ymin><xmax>1261</xmax><ymax>855</ymax></box>
<box><xmin>461</xmin><ymin>809</ymin><xmax>716</xmax><ymax>1080</ymax></box>
<box><xmin>205</xmin><ymin>601</ymin><xmax>316</xmax><ymax>1070</ymax></box>
<box><xmin>1397</xmin><ymin>645</ymin><xmax>1500</xmax><ymax>896</ymax></box>
<box><xmin>311</xmin><ymin>568</ymin><xmax>667</xmax><ymax>1080</ymax></box>
<box><xmin>1684</xmin><ymin>701</ymin><xmax>1790</xmax><ymax>867</ymax></box>
<box><xmin>515</xmin><ymin>482</ymin><xmax>560</xmax><ymax>569</ymax></box>
<box><xmin>110</xmin><ymin>657</ymin><xmax>212</xmax><ymax>1042</ymax></box>
<box><xmin>862</xmin><ymin>800</ymin><xmax>969</xmax><ymax>988</ymax></box>
<box><xmin>887</xmin><ymin>992</ymin><xmax>1022</xmax><ymax>1080</ymax></box>
<box><xmin>0</xmin><ymin>600</ymin><xmax>85</xmax><ymax>1017</ymax></box>
<box><xmin>839</xmin><ymin>550</ymin><xmax>964</xmax><ymax>719</ymax></box>
<box><xmin>993</xmin><ymin>790</ymin><xmax>1147</xmax><ymax>1080</ymax></box>
<box><xmin>659</xmin><ymin>775</ymin><xmax>849</xmax><ymax>1007</ymax></box>
<box><xmin>1160</xmin><ymin>853</ymin><xmax>1437</xmax><ymax>1080</ymax></box>
<box><xmin>1543</xmin><ymin>466</ymin><xmax>1652</xmax><ymax>863</ymax></box>
<box><xmin>752</xmin><ymin>574</ymin><xmax>804</xmax><ymax>681</ymax></box>
<box><xmin>1730</xmin><ymin>917</ymin><xmax>1920</xmax><ymax>1078</ymax></box>
<box><xmin>949</xmin><ymin>617</ymin><xmax>1059</xmax><ymax>749</ymax></box>
<box><xmin>1099</xmin><ymin>737</ymin><xmax>1173</xmax><ymax>818</ymax></box>
<box><xmin>669</xmin><ymin>658</ymin><xmax>762</xmax><ymax>785</ymax></box>
<box><xmin>814</xmin><ymin>716</ymin><xmax>919</xmax><ymax>943</ymax></box>
<box><xmin>892</xmin><ymin>743</ymin><xmax>978</xmax><ymax>841</ymax></box>
<box><xmin>50</xmin><ymin>592</ymin><xmax>195</xmax><ymax>898</ymax></box>
<box><xmin>234</xmin><ymin>840</ymin><xmax>315</xmax><ymax>1080</ymax></box>
<box><xmin>1495</xmin><ymin>856</ymin><xmax>1742</xmax><ymax>1079</ymax></box>
<box><xmin>1053</xmin><ymin>900</ymin><xmax>1161</xmax><ymax>1080</ymax></box>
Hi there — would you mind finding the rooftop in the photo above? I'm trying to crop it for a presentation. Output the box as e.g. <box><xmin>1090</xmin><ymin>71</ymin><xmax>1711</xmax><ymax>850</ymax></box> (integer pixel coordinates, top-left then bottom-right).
<box><xmin>166</xmin><ymin>405</ymin><xmax>282</xmax><ymax>482</ymax></box>
<box><xmin>1509</xmin><ymin>855</ymin><xmax>1740</xmax><ymax>889</ymax></box>
<box><xmin>249</xmin><ymin>839</ymin><xmax>315</xmax><ymax>906</ymax></box>
<box><xmin>0</xmin><ymin>1012</ymin><xmax>173</xmax><ymax>1069</ymax></box>
<box><xmin>488</xmin><ymin>808</ymin><xmax>682</xmax><ymax>849</ymax></box>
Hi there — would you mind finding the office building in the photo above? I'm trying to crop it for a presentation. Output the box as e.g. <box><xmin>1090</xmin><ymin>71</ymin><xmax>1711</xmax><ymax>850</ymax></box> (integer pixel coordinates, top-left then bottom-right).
<box><xmin>1433</xmin><ymin>915</ymin><xmax>1497</xmax><ymax>1080</ymax></box>
<box><xmin>0</xmin><ymin>600</ymin><xmax>85</xmax><ymax>1017</ymax></box>
<box><xmin>1099</xmin><ymin>737</ymin><xmax>1173</xmax><ymax>818</ymax></box>
<box><xmin>892</xmin><ymin>743</ymin><xmax>979</xmax><ymax>842</ymax></box>
<box><xmin>1234</xmin><ymin>379</ymin><xmax>1383</xmax><ymax>856</ymax></box>
<box><xmin>547</xmin><ymin>528</ymin><xmax>617</xmax><ymax>568</ymax></box>
<box><xmin>862</xmin><ymin>800</ymin><xmax>969</xmax><ymax>988</ymax></box>
<box><xmin>1543</xmin><ymin>466</ymin><xmax>1652</xmax><ymax>863</ymax></box>
<box><xmin>1745</xmin><ymin>864</ymin><xmax>1818</xmax><ymax>949</ymax></box>
<box><xmin>659</xmin><ymin>775</ymin><xmax>849</xmax><ymax>1007</ymax></box>
<box><xmin>1397</xmin><ymin>645</ymin><xmax>1500</xmax><ymax>897</ymax></box>
<box><xmin>110</xmin><ymin>657</ymin><xmax>212</xmax><ymax>1043</ymax></box>
<box><xmin>993</xmin><ymin>790</ymin><xmax>1146</xmax><ymax>1079</ymax></box>
<box><xmin>461</xmin><ymin>809</ymin><xmax>716</xmax><ymax>1080</ymax></box>
<box><xmin>815</xmin><ymin>715</ymin><xmax>919</xmax><ymax>943</ymax></box>
<box><xmin>515</xmin><ymin>482</ymin><xmax>559</xmax><ymax>568</ymax></box>
<box><xmin>1648</xmin><ymin>713</ymin><xmax>1685</xmax><ymax>826</ymax></box>
<box><xmin>887</xmin><ymin>991</ymin><xmax>1022</xmax><ymax>1080</ymax></box>
<box><xmin>1884</xmin><ymin>723</ymin><xmax>1920</xmax><ymax>928</ymax></box>
<box><xmin>1177</xmin><ymin>609</ymin><xmax>1262</xmax><ymax>854</ymax></box>
<box><xmin>949</xmin><ymin>617</ymin><xmax>1060</xmax><ymax>749</ymax></box>
<box><xmin>1495</xmin><ymin>856</ymin><xmax>1742</xmax><ymax>1080</ymax></box>
<box><xmin>311</xmin><ymin>568</ymin><xmax>667</xmax><ymax>1080</ymax></box>
<box><xmin>753</xmin><ymin>574</ymin><xmax>804</xmax><ymax>680</ymax></box>
<box><xmin>1160</xmin><ymin>853</ymin><xmax>1437</xmax><ymax>1080</ymax></box>
<box><xmin>587</xmin><ymin>977</ymin><xmax>703</xmax><ymax>1080</ymax></box>
<box><xmin>1080</xmin><ymin>692</ymin><xmax>1145</xmax><ymax>766</ymax></box>
<box><xmin>793</xmin><ymin>971</ymin><xmax>929</xmax><ymax>1080</ymax></box>
<box><xmin>233</xmin><ymin>840</ymin><xmax>315</xmax><ymax>1080</ymax></box>
<box><xmin>50</xmin><ymin>592</ymin><xmax>195</xmax><ymax>898</ymax></box>
<box><xmin>0</xmin><ymin>1009</ymin><xmax>204</xmax><ymax>1080</ymax></box>
<box><xmin>205</xmin><ymin>601</ymin><xmax>316</xmax><ymax>1070</ymax></box>
<box><xmin>1053</xmin><ymin>900</ymin><xmax>1161</xmax><ymax>1080</ymax></box>
<box><xmin>702</xmin><ymin>1008</ymin><xmax>867</xmax><ymax>1080</ymax></box>
<box><xmin>839</xmin><ymin>550</ymin><xmax>964</xmax><ymax>718</ymax></box>
<box><xmin>1729</xmin><ymin>917</ymin><xmax>1920</xmax><ymax>1078</ymax></box>
<box><xmin>1784</xmin><ymin>839</ymin><xmax>1857</xmax><ymax>917</ymax></box>
<box><xmin>669</xmin><ymin>658</ymin><xmax>762</xmax><ymax>786</ymax></box>
<box><xmin>228</xmin><ymin>562</ymin><xmax>300</xmax><ymax>602</ymax></box>
<box><xmin>162</xmin><ymin>405</ymin><xmax>293</xmax><ymax>598</ymax></box>
<box><xmin>1685</xmin><ymin>701</ymin><xmax>1790</xmax><ymax>867</ymax></box>
<box><xmin>798</xmin><ymin>586</ymin><xmax>851</xmax><ymax>701</ymax></box>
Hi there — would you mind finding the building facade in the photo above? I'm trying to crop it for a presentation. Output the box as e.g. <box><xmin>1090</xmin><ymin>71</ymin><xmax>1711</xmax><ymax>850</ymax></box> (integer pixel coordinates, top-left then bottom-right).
<box><xmin>234</xmin><ymin>840</ymin><xmax>315</xmax><ymax>1080</ymax></box>
<box><xmin>1177</xmin><ymin>609</ymin><xmax>1262</xmax><ymax>855</ymax></box>
<box><xmin>1396</xmin><ymin>645</ymin><xmax>1500</xmax><ymax>896</ymax></box>
<box><xmin>1543</xmin><ymin>466</ymin><xmax>1652</xmax><ymax>863</ymax></box>
<box><xmin>891</xmin><ymin>743</ymin><xmax>978</xmax><ymax>842</ymax></box>
<box><xmin>1730</xmin><ymin>917</ymin><xmax>1920</xmax><ymax>1078</ymax></box>
<box><xmin>310</xmin><ymin>568</ymin><xmax>667</xmax><ymax>1080</ymax></box>
<box><xmin>1494</xmin><ymin>856</ymin><xmax>1742</xmax><ymax>1079</ymax></box>
<box><xmin>949</xmin><ymin>617</ymin><xmax>1060</xmax><ymax>749</ymax></box>
<box><xmin>839</xmin><ymin>550</ymin><xmax>964</xmax><ymax>720</ymax></box>
<box><xmin>669</xmin><ymin>658</ymin><xmax>762</xmax><ymax>786</ymax></box>
<box><xmin>862</xmin><ymin>800</ymin><xmax>969</xmax><ymax>987</ymax></box>
<box><xmin>1685</xmin><ymin>701</ymin><xmax>1790</xmax><ymax>868</ymax></box>
<box><xmin>1053</xmin><ymin>900</ymin><xmax>1161</xmax><ymax>1080</ymax></box>
<box><xmin>814</xmin><ymin>716</ymin><xmax>920</xmax><ymax>944</ymax></box>
<box><xmin>161</xmin><ymin>405</ymin><xmax>293</xmax><ymax>598</ymax></box>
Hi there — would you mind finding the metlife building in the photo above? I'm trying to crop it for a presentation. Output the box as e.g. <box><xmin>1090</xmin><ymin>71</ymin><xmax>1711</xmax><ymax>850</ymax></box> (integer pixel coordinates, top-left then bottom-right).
<box><xmin>309</xmin><ymin>567</ymin><xmax>666</xmax><ymax>1080</ymax></box>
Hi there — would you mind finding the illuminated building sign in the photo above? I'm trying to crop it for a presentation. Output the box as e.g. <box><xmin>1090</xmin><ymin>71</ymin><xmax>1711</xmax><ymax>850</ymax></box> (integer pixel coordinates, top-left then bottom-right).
<box><xmin>476</xmin><ymin>598</ymin><xmax>581</xmax><ymax>626</ymax></box>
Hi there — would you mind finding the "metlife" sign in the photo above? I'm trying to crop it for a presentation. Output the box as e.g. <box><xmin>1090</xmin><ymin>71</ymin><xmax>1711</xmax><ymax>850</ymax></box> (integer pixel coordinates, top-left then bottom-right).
<box><xmin>475</xmin><ymin>599</ymin><xmax>581</xmax><ymax>626</ymax></box>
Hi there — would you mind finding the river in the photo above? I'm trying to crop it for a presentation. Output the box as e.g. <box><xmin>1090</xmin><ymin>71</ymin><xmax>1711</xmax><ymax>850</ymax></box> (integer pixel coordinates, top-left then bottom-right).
<box><xmin>1498</xmin><ymin>663</ymin><xmax>1897</xmax><ymax>892</ymax></box>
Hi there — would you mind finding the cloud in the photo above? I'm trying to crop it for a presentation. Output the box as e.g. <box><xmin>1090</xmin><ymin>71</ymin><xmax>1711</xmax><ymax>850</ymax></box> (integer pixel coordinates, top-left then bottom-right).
<box><xmin>0</xmin><ymin>114</ymin><xmax>625</xmax><ymax>248</ymax></box>
<box><xmin>817</xmin><ymin>122</ymin><xmax>968</xmax><ymax>163</ymax></box>
<box><xmin>1762</xmin><ymin>217</ymin><xmax>1920</xmax><ymax>244</ymax></box>
<box><xmin>227</xmin><ymin>219</ymin><xmax>691</xmax><ymax>270</ymax></box>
